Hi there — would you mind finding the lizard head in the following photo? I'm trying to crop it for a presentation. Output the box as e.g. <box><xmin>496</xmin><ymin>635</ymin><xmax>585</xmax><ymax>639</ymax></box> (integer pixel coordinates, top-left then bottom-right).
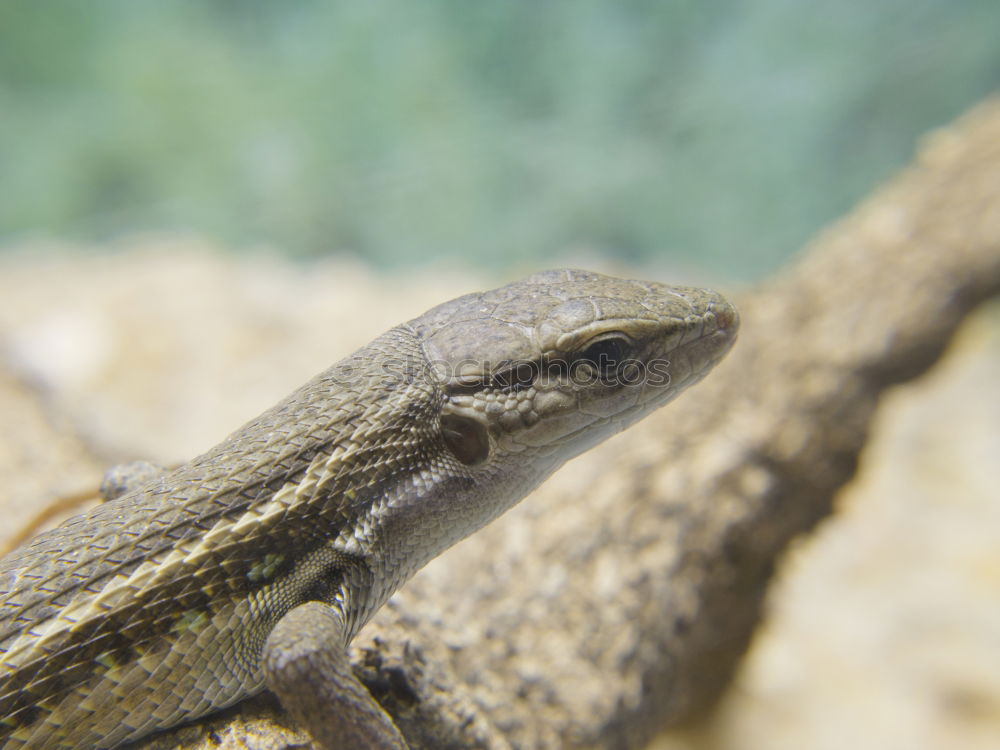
<box><xmin>321</xmin><ymin>267</ymin><xmax>739</xmax><ymax>599</ymax></box>
<box><xmin>412</xmin><ymin>268</ymin><xmax>739</xmax><ymax>473</ymax></box>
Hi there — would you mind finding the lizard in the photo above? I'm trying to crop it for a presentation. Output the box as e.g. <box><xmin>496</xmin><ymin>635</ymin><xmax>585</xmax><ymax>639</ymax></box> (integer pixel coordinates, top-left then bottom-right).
<box><xmin>0</xmin><ymin>268</ymin><xmax>739</xmax><ymax>749</ymax></box>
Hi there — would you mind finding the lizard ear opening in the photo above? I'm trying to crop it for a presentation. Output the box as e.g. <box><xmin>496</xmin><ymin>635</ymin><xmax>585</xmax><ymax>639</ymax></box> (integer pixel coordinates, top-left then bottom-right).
<box><xmin>441</xmin><ymin>414</ymin><xmax>490</xmax><ymax>466</ymax></box>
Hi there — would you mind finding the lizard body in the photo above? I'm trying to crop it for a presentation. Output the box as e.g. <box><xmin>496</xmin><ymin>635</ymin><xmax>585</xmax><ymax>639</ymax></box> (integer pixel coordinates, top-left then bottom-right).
<box><xmin>0</xmin><ymin>269</ymin><xmax>738</xmax><ymax>748</ymax></box>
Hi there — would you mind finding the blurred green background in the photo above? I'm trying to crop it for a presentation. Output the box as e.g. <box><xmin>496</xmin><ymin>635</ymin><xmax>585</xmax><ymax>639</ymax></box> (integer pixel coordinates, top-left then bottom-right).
<box><xmin>1</xmin><ymin>0</ymin><xmax>998</xmax><ymax>280</ymax></box>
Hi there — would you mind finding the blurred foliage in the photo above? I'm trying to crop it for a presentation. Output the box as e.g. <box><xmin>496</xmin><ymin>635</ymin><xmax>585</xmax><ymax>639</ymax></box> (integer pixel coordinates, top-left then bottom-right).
<box><xmin>0</xmin><ymin>0</ymin><xmax>998</xmax><ymax>278</ymax></box>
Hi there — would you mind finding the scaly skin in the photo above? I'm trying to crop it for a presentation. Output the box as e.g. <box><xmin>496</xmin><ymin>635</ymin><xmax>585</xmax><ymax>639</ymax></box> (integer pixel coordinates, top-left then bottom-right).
<box><xmin>0</xmin><ymin>269</ymin><xmax>738</xmax><ymax>749</ymax></box>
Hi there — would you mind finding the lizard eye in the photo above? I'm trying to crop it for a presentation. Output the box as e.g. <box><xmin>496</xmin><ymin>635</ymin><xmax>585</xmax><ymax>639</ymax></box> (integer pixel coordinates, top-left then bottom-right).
<box><xmin>577</xmin><ymin>334</ymin><xmax>630</xmax><ymax>375</ymax></box>
<box><xmin>441</xmin><ymin>413</ymin><xmax>490</xmax><ymax>466</ymax></box>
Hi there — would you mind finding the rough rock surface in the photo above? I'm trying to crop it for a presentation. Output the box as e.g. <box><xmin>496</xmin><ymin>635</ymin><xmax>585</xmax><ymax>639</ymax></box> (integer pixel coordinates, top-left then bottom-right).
<box><xmin>1</xmin><ymin>97</ymin><xmax>999</xmax><ymax>749</ymax></box>
<box><xmin>671</xmin><ymin>297</ymin><xmax>1000</xmax><ymax>750</ymax></box>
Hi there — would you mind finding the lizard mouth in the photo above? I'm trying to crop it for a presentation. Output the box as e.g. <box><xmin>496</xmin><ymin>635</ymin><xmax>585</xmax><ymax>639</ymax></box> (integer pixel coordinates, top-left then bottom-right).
<box><xmin>511</xmin><ymin>318</ymin><xmax>738</xmax><ymax>456</ymax></box>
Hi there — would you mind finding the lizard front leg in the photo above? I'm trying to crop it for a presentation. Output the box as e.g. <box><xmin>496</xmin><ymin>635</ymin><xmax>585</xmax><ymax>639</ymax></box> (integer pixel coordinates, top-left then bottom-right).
<box><xmin>264</xmin><ymin>601</ymin><xmax>409</xmax><ymax>750</ymax></box>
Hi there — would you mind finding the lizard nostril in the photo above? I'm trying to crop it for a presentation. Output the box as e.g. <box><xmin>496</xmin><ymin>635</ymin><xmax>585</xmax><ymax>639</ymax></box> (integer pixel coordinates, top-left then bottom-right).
<box><xmin>713</xmin><ymin>305</ymin><xmax>740</xmax><ymax>334</ymax></box>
